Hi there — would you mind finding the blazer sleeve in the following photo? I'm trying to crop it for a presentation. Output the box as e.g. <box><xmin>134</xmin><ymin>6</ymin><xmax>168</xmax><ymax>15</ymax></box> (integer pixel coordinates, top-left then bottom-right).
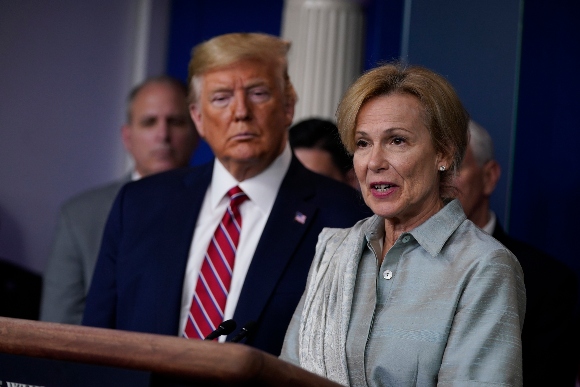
<box><xmin>40</xmin><ymin>206</ymin><xmax>86</xmax><ymax>324</ymax></box>
<box><xmin>438</xmin><ymin>248</ymin><xmax>526</xmax><ymax>386</ymax></box>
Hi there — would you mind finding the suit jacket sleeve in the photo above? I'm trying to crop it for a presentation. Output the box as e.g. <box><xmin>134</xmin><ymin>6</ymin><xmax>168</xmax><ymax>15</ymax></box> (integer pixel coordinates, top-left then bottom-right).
<box><xmin>41</xmin><ymin>179</ymin><xmax>126</xmax><ymax>325</ymax></box>
<box><xmin>40</xmin><ymin>206</ymin><xmax>87</xmax><ymax>324</ymax></box>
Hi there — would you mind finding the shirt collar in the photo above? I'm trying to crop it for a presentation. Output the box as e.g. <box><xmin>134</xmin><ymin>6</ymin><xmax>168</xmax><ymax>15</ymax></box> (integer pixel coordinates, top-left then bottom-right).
<box><xmin>364</xmin><ymin>199</ymin><xmax>467</xmax><ymax>257</ymax></box>
<box><xmin>410</xmin><ymin>199</ymin><xmax>467</xmax><ymax>257</ymax></box>
<box><xmin>482</xmin><ymin>211</ymin><xmax>496</xmax><ymax>234</ymax></box>
<box><xmin>210</xmin><ymin>142</ymin><xmax>292</xmax><ymax>212</ymax></box>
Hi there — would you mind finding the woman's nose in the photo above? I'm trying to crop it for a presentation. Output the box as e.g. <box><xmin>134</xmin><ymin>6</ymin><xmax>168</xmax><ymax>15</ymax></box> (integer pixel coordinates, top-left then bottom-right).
<box><xmin>368</xmin><ymin>146</ymin><xmax>388</xmax><ymax>171</ymax></box>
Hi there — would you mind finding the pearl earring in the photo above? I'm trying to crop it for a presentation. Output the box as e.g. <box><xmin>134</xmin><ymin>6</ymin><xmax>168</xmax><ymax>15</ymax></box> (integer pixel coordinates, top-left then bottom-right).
<box><xmin>439</xmin><ymin>165</ymin><xmax>446</xmax><ymax>171</ymax></box>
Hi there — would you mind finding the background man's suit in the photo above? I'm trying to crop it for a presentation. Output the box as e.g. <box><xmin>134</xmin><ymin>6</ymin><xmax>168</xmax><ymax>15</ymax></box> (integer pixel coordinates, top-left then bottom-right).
<box><xmin>41</xmin><ymin>176</ymin><xmax>130</xmax><ymax>324</ymax></box>
<box><xmin>493</xmin><ymin>223</ymin><xmax>578</xmax><ymax>386</ymax></box>
<box><xmin>83</xmin><ymin>158</ymin><xmax>371</xmax><ymax>355</ymax></box>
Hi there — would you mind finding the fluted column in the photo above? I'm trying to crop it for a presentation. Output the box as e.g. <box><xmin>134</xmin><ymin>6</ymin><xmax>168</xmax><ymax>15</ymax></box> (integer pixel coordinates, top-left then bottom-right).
<box><xmin>282</xmin><ymin>0</ymin><xmax>364</xmax><ymax>123</ymax></box>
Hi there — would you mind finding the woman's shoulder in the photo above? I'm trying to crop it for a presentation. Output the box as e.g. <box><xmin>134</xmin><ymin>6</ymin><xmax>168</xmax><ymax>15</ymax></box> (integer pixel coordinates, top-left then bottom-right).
<box><xmin>319</xmin><ymin>215</ymin><xmax>373</xmax><ymax>242</ymax></box>
<box><xmin>314</xmin><ymin>217</ymin><xmax>373</xmax><ymax>266</ymax></box>
<box><xmin>452</xmin><ymin>218</ymin><xmax>522</xmax><ymax>271</ymax></box>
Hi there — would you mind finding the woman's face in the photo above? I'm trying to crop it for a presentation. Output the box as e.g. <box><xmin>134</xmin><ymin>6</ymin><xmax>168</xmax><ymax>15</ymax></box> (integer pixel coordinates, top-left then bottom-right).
<box><xmin>353</xmin><ymin>93</ymin><xmax>450</xmax><ymax>227</ymax></box>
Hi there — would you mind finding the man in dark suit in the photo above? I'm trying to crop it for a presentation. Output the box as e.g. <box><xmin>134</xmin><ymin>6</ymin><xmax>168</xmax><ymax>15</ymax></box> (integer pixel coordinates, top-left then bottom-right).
<box><xmin>41</xmin><ymin>76</ymin><xmax>198</xmax><ymax>324</ymax></box>
<box><xmin>82</xmin><ymin>33</ymin><xmax>370</xmax><ymax>356</ymax></box>
<box><xmin>454</xmin><ymin>120</ymin><xmax>578</xmax><ymax>386</ymax></box>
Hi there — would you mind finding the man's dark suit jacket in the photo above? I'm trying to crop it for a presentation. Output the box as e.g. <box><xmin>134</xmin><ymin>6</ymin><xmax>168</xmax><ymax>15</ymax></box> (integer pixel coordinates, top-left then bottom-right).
<box><xmin>83</xmin><ymin>157</ymin><xmax>371</xmax><ymax>356</ymax></box>
<box><xmin>493</xmin><ymin>223</ymin><xmax>578</xmax><ymax>386</ymax></box>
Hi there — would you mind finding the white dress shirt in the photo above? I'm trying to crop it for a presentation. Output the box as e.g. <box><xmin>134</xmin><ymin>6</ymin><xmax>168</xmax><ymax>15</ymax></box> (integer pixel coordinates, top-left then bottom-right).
<box><xmin>178</xmin><ymin>144</ymin><xmax>292</xmax><ymax>338</ymax></box>
<box><xmin>482</xmin><ymin>210</ymin><xmax>496</xmax><ymax>235</ymax></box>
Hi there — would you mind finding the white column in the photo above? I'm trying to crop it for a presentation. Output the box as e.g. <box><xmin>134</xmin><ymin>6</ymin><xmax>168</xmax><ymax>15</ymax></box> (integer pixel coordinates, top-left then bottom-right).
<box><xmin>282</xmin><ymin>0</ymin><xmax>365</xmax><ymax>123</ymax></box>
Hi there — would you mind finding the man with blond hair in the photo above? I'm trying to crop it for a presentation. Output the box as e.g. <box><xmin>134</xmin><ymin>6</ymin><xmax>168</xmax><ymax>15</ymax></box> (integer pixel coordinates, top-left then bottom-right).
<box><xmin>83</xmin><ymin>33</ymin><xmax>369</xmax><ymax>356</ymax></box>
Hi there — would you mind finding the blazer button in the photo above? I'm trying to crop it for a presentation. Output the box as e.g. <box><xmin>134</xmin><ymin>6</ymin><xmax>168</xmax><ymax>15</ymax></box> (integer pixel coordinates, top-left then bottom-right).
<box><xmin>383</xmin><ymin>269</ymin><xmax>393</xmax><ymax>280</ymax></box>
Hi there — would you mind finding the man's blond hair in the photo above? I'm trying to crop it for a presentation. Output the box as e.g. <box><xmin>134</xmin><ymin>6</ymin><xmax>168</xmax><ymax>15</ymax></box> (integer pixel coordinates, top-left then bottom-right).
<box><xmin>187</xmin><ymin>32</ymin><xmax>297</xmax><ymax>106</ymax></box>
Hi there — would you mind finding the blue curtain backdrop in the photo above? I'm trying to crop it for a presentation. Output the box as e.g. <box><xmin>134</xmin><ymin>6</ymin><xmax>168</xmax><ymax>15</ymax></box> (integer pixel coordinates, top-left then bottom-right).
<box><xmin>511</xmin><ymin>0</ymin><xmax>580</xmax><ymax>280</ymax></box>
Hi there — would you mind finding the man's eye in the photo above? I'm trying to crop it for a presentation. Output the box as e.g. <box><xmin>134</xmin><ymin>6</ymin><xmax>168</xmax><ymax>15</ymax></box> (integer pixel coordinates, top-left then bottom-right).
<box><xmin>140</xmin><ymin>118</ymin><xmax>157</xmax><ymax>127</ymax></box>
<box><xmin>211</xmin><ymin>94</ymin><xmax>230</xmax><ymax>107</ymax></box>
<box><xmin>249</xmin><ymin>89</ymin><xmax>270</xmax><ymax>102</ymax></box>
<box><xmin>168</xmin><ymin>117</ymin><xmax>187</xmax><ymax>126</ymax></box>
<box><xmin>392</xmin><ymin>137</ymin><xmax>406</xmax><ymax>145</ymax></box>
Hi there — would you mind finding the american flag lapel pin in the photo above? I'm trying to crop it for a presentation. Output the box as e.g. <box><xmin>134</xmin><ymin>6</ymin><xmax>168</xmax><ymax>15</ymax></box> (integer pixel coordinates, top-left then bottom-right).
<box><xmin>294</xmin><ymin>211</ymin><xmax>307</xmax><ymax>224</ymax></box>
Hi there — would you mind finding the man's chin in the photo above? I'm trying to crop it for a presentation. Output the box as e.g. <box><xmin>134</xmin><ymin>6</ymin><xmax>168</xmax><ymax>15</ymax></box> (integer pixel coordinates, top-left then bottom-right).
<box><xmin>146</xmin><ymin>161</ymin><xmax>180</xmax><ymax>175</ymax></box>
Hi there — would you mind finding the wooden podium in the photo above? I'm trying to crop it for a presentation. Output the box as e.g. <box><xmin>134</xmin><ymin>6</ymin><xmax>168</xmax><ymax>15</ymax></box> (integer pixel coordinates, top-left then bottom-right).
<box><xmin>0</xmin><ymin>317</ymin><xmax>342</xmax><ymax>386</ymax></box>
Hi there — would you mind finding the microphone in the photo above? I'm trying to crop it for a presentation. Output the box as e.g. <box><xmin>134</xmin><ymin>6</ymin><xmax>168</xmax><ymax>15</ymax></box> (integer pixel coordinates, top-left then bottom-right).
<box><xmin>204</xmin><ymin>319</ymin><xmax>237</xmax><ymax>341</ymax></box>
<box><xmin>230</xmin><ymin>321</ymin><xmax>256</xmax><ymax>343</ymax></box>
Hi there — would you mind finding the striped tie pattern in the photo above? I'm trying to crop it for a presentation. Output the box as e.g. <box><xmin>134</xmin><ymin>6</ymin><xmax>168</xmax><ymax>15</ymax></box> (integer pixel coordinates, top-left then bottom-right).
<box><xmin>184</xmin><ymin>186</ymin><xmax>247</xmax><ymax>340</ymax></box>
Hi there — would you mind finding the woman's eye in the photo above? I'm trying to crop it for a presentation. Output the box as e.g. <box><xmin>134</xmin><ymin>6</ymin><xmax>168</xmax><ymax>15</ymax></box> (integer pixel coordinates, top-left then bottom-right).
<box><xmin>392</xmin><ymin>137</ymin><xmax>405</xmax><ymax>145</ymax></box>
<box><xmin>356</xmin><ymin>139</ymin><xmax>369</xmax><ymax>148</ymax></box>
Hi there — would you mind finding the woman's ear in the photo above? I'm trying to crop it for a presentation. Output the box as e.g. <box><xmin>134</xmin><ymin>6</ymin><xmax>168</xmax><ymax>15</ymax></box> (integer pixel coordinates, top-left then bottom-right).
<box><xmin>436</xmin><ymin>150</ymin><xmax>454</xmax><ymax>171</ymax></box>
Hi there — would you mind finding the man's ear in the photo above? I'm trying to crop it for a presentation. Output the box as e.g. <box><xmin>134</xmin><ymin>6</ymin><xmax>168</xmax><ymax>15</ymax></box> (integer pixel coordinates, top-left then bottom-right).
<box><xmin>283</xmin><ymin>83</ymin><xmax>296</xmax><ymax>127</ymax></box>
<box><xmin>284</xmin><ymin>98</ymin><xmax>295</xmax><ymax>127</ymax></box>
<box><xmin>482</xmin><ymin>160</ymin><xmax>501</xmax><ymax>196</ymax></box>
<box><xmin>189</xmin><ymin>104</ymin><xmax>205</xmax><ymax>138</ymax></box>
<box><xmin>121</xmin><ymin>124</ymin><xmax>132</xmax><ymax>152</ymax></box>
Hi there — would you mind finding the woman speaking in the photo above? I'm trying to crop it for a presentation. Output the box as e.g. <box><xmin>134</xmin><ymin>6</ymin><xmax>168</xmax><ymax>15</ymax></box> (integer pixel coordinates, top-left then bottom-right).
<box><xmin>280</xmin><ymin>64</ymin><xmax>525</xmax><ymax>386</ymax></box>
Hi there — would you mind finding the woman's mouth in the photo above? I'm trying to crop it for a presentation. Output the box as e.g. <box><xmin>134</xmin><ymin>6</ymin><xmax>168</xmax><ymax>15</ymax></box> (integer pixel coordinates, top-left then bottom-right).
<box><xmin>373</xmin><ymin>184</ymin><xmax>394</xmax><ymax>192</ymax></box>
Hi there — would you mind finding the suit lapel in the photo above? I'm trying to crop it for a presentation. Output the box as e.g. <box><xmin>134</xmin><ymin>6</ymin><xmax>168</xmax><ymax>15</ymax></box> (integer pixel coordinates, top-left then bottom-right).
<box><xmin>232</xmin><ymin>158</ymin><xmax>317</xmax><ymax>329</ymax></box>
<box><xmin>492</xmin><ymin>222</ymin><xmax>509</xmax><ymax>244</ymax></box>
<box><xmin>150</xmin><ymin>164</ymin><xmax>213</xmax><ymax>334</ymax></box>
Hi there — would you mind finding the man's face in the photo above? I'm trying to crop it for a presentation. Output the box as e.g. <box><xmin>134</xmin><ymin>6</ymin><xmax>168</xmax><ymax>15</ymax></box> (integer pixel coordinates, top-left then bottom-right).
<box><xmin>294</xmin><ymin>148</ymin><xmax>345</xmax><ymax>183</ymax></box>
<box><xmin>454</xmin><ymin>146</ymin><xmax>483</xmax><ymax>218</ymax></box>
<box><xmin>122</xmin><ymin>82</ymin><xmax>197</xmax><ymax>177</ymax></box>
<box><xmin>190</xmin><ymin>59</ymin><xmax>294</xmax><ymax>181</ymax></box>
<box><xmin>453</xmin><ymin>141</ymin><xmax>502</xmax><ymax>227</ymax></box>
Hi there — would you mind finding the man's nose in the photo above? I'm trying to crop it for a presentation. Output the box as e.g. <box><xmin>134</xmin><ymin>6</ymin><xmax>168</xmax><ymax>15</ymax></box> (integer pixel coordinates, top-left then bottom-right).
<box><xmin>156</xmin><ymin>120</ymin><xmax>170</xmax><ymax>141</ymax></box>
<box><xmin>233</xmin><ymin>93</ymin><xmax>250</xmax><ymax>121</ymax></box>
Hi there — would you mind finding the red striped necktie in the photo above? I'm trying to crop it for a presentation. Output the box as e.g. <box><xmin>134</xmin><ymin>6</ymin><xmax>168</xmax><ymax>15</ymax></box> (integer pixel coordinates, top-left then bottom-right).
<box><xmin>183</xmin><ymin>186</ymin><xmax>248</xmax><ymax>339</ymax></box>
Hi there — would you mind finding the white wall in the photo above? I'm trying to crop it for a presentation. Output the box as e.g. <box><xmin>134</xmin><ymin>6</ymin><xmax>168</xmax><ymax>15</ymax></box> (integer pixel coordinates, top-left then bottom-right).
<box><xmin>0</xmin><ymin>0</ymin><xmax>170</xmax><ymax>273</ymax></box>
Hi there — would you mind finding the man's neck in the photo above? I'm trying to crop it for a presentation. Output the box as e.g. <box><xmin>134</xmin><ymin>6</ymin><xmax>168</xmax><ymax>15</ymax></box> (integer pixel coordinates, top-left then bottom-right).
<box><xmin>470</xmin><ymin>203</ymin><xmax>491</xmax><ymax>229</ymax></box>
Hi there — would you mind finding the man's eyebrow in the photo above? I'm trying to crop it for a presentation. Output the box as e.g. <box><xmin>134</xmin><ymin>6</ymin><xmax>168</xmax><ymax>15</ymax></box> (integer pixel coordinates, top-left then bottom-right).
<box><xmin>207</xmin><ymin>86</ymin><xmax>233</xmax><ymax>93</ymax></box>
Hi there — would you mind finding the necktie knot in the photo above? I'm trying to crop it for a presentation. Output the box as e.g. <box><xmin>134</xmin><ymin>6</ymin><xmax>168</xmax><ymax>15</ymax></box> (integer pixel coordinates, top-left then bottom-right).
<box><xmin>227</xmin><ymin>186</ymin><xmax>247</xmax><ymax>208</ymax></box>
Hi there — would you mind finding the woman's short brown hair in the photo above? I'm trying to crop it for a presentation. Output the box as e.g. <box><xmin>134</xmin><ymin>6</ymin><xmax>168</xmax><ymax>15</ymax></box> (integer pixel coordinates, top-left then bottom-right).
<box><xmin>336</xmin><ymin>63</ymin><xmax>469</xmax><ymax>198</ymax></box>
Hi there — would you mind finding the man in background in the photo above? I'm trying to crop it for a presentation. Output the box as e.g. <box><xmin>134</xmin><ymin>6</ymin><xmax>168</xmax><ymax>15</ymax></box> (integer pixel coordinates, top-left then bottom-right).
<box><xmin>454</xmin><ymin>120</ymin><xmax>578</xmax><ymax>386</ymax></box>
<box><xmin>289</xmin><ymin>118</ymin><xmax>358</xmax><ymax>189</ymax></box>
<box><xmin>83</xmin><ymin>33</ymin><xmax>370</xmax><ymax>356</ymax></box>
<box><xmin>41</xmin><ymin>75</ymin><xmax>198</xmax><ymax>324</ymax></box>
